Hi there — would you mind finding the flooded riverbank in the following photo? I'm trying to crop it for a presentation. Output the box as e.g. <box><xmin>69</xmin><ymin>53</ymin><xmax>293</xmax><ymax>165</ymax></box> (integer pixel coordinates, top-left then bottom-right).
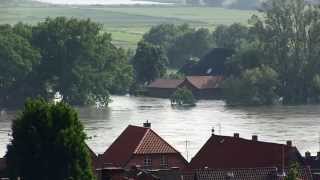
<box><xmin>1</xmin><ymin>96</ymin><xmax>319</xmax><ymax>160</ymax></box>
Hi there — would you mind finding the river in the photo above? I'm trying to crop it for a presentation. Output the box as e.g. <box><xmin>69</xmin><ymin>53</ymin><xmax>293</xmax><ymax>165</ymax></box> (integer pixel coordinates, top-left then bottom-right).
<box><xmin>0</xmin><ymin>95</ymin><xmax>319</xmax><ymax>160</ymax></box>
<box><xmin>32</xmin><ymin>0</ymin><xmax>170</xmax><ymax>5</ymax></box>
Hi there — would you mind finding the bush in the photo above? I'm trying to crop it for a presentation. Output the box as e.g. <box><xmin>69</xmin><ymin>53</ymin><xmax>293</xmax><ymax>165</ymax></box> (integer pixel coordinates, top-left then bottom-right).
<box><xmin>170</xmin><ymin>88</ymin><xmax>196</xmax><ymax>106</ymax></box>
<box><xmin>223</xmin><ymin>65</ymin><xmax>279</xmax><ymax>106</ymax></box>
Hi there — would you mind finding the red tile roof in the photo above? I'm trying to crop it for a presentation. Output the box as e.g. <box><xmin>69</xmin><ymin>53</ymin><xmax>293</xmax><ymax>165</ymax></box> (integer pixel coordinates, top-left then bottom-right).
<box><xmin>148</xmin><ymin>79</ymin><xmax>184</xmax><ymax>89</ymax></box>
<box><xmin>99</xmin><ymin>125</ymin><xmax>181</xmax><ymax>167</ymax></box>
<box><xmin>184</xmin><ymin>76</ymin><xmax>224</xmax><ymax>90</ymax></box>
<box><xmin>134</xmin><ymin>128</ymin><xmax>178</xmax><ymax>154</ymax></box>
<box><xmin>189</xmin><ymin>134</ymin><xmax>305</xmax><ymax>170</ymax></box>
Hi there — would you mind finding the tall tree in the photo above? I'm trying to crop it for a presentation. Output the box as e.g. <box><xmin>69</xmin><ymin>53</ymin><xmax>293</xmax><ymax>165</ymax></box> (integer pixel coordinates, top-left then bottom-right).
<box><xmin>31</xmin><ymin>17</ymin><xmax>133</xmax><ymax>105</ymax></box>
<box><xmin>0</xmin><ymin>26</ymin><xmax>40</xmax><ymax>107</ymax></box>
<box><xmin>6</xmin><ymin>99</ymin><xmax>95</xmax><ymax>180</ymax></box>
<box><xmin>212</xmin><ymin>23</ymin><xmax>251</xmax><ymax>50</ymax></box>
<box><xmin>252</xmin><ymin>0</ymin><xmax>320</xmax><ymax>104</ymax></box>
<box><xmin>132</xmin><ymin>41</ymin><xmax>168</xmax><ymax>84</ymax></box>
<box><xmin>168</xmin><ymin>28</ymin><xmax>213</xmax><ymax>68</ymax></box>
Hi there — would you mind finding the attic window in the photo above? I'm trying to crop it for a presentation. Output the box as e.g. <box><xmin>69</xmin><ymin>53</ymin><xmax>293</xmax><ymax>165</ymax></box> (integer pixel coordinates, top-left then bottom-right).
<box><xmin>144</xmin><ymin>156</ymin><xmax>152</xmax><ymax>169</ymax></box>
<box><xmin>160</xmin><ymin>155</ymin><xmax>168</xmax><ymax>169</ymax></box>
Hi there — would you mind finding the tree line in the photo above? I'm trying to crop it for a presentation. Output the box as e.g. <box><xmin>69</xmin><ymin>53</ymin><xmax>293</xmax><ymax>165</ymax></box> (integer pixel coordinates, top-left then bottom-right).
<box><xmin>0</xmin><ymin>17</ymin><xmax>133</xmax><ymax>107</ymax></box>
<box><xmin>2</xmin><ymin>0</ymin><xmax>320</xmax><ymax>107</ymax></box>
<box><xmin>137</xmin><ymin>0</ymin><xmax>320</xmax><ymax>106</ymax></box>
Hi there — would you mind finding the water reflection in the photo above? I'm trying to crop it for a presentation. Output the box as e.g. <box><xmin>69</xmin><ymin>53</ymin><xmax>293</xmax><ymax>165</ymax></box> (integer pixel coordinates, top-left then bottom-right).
<box><xmin>0</xmin><ymin>96</ymin><xmax>320</xmax><ymax>160</ymax></box>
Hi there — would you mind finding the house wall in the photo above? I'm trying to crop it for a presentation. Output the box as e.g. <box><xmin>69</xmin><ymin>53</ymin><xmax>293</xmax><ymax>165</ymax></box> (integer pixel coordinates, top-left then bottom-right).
<box><xmin>126</xmin><ymin>154</ymin><xmax>187</xmax><ymax>170</ymax></box>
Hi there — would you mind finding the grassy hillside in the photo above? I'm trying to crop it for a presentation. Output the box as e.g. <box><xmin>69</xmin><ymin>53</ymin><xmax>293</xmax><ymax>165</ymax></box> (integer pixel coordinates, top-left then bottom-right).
<box><xmin>1</xmin><ymin>4</ymin><xmax>257</xmax><ymax>48</ymax></box>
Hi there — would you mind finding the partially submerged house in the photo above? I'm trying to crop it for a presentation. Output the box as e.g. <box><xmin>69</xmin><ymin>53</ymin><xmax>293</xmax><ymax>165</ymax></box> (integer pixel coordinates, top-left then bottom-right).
<box><xmin>97</xmin><ymin>122</ymin><xmax>187</xmax><ymax>176</ymax></box>
<box><xmin>147</xmin><ymin>76</ymin><xmax>224</xmax><ymax>99</ymax></box>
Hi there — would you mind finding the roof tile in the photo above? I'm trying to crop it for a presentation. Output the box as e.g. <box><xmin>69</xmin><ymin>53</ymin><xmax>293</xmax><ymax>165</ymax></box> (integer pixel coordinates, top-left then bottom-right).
<box><xmin>189</xmin><ymin>135</ymin><xmax>305</xmax><ymax>170</ymax></box>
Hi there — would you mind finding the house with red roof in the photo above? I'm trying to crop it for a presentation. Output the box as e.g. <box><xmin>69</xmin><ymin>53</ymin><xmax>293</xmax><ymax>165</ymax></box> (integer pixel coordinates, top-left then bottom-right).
<box><xmin>147</xmin><ymin>76</ymin><xmax>224</xmax><ymax>99</ymax></box>
<box><xmin>185</xmin><ymin>131</ymin><xmax>311</xmax><ymax>180</ymax></box>
<box><xmin>97</xmin><ymin>122</ymin><xmax>187</xmax><ymax>172</ymax></box>
<box><xmin>189</xmin><ymin>132</ymin><xmax>305</xmax><ymax>170</ymax></box>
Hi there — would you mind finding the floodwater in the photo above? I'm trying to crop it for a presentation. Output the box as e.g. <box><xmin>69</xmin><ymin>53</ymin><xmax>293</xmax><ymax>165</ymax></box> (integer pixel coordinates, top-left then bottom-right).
<box><xmin>1</xmin><ymin>95</ymin><xmax>320</xmax><ymax>160</ymax></box>
<box><xmin>33</xmin><ymin>0</ymin><xmax>170</xmax><ymax>5</ymax></box>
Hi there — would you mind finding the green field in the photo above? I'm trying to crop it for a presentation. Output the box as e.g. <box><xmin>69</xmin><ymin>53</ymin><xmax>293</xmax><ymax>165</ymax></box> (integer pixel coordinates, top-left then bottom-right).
<box><xmin>0</xmin><ymin>4</ymin><xmax>257</xmax><ymax>48</ymax></box>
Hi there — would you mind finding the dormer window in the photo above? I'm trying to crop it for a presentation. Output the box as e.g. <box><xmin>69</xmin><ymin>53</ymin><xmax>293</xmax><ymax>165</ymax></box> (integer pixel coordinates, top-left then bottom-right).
<box><xmin>144</xmin><ymin>156</ymin><xmax>152</xmax><ymax>169</ymax></box>
<box><xmin>160</xmin><ymin>155</ymin><xmax>168</xmax><ymax>169</ymax></box>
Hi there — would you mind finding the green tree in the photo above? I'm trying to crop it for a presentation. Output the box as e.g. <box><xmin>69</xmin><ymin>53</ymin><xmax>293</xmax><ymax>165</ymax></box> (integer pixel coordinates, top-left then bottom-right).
<box><xmin>285</xmin><ymin>162</ymin><xmax>299</xmax><ymax>180</ymax></box>
<box><xmin>0</xmin><ymin>27</ymin><xmax>41</xmax><ymax>107</ymax></box>
<box><xmin>6</xmin><ymin>99</ymin><xmax>95</xmax><ymax>180</ymax></box>
<box><xmin>252</xmin><ymin>0</ymin><xmax>320</xmax><ymax>104</ymax></box>
<box><xmin>168</xmin><ymin>28</ymin><xmax>213</xmax><ymax>68</ymax></box>
<box><xmin>225</xmin><ymin>40</ymin><xmax>264</xmax><ymax>76</ymax></box>
<box><xmin>143</xmin><ymin>24</ymin><xmax>191</xmax><ymax>51</ymax></box>
<box><xmin>31</xmin><ymin>17</ymin><xmax>133</xmax><ymax>105</ymax></box>
<box><xmin>223</xmin><ymin>65</ymin><xmax>279</xmax><ymax>105</ymax></box>
<box><xmin>170</xmin><ymin>88</ymin><xmax>196</xmax><ymax>106</ymax></box>
<box><xmin>132</xmin><ymin>41</ymin><xmax>168</xmax><ymax>84</ymax></box>
<box><xmin>212</xmin><ymin>23</ymin><xmax>251</xmax><ymax>50</ymax></box>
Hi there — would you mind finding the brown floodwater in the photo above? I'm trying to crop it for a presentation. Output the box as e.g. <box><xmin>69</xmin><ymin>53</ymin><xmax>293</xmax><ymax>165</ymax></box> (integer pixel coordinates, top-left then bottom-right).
<box><xmin>1</xmin><ymin>95</ymin><xmax>319</xmax><ymax>160</ymax></box>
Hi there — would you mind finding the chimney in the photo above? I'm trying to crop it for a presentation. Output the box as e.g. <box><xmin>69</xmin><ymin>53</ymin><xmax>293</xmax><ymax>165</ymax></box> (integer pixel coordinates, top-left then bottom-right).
<box><xmin>305</xmin><ymin>151</ymin><xmax>311</xmax><ymax>159</ymax></box>
<box><xmin>252</xmin><ymin>135</ymin><xmax>258</xmax><ymax>142</ymax></box>
<box><xmin>211</xmin><ymin>128</ymin><xmax>215</xmax><ymax>136</ymax></box>
<box><xmin>286</xmin><ymin>141</ymin><xmax>292</xmax><ymax>147</ymax></box>
<box><xmin>143</xmin><ymin>120</ymin><xmax>151</xmax><ymax>128</ymax></box>
<box><xmin>234</xmin><ymin>133</ymin><xmax>240</xmax><ymax>138</ymax></box>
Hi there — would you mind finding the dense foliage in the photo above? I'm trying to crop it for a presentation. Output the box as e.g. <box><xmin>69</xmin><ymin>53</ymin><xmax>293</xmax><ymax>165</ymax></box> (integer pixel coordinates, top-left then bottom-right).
<box><xmin>143</xmin><ymin>0</ymin><xmax>320</xmax><ymax>105</ymax></box>
<box><xmin>132</xmin><ymin>41</ymin><xmax>168</xmax><ymax>84</ymax></box>
<box><xmin>219</xmin><ymin>0</ymin><xmax>320</xmax><ymax>105</ymax></box>
<box><xmin>223</xmin><ymin>65</ymin><xmax>279</xmax><ymax>105</ymax></box>
<box><xmin>6</xmin><ymin>99</ymin><xmax>95</xmax><ymax>180</ymax></box>
<box><xmin>0</xmin><ymin>17</ymin><xmax>133</xmax><ymax>107</ymax></box>
<box><xmin>170</xmin><ymin>88</ymin><xmax>196</xmax><ymax>106</ymax></box>
<box><xmin>143</xmin><ymin>24</ymin><xmax>213</xmax><ymax>68</ymax></box>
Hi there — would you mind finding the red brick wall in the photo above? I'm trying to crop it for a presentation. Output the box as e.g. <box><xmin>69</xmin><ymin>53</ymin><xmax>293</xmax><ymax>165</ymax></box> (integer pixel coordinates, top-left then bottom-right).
<box><xmin>126</xmin><ymin>154</ymin><xmax>187</xmax><ymax>170</ymax></box>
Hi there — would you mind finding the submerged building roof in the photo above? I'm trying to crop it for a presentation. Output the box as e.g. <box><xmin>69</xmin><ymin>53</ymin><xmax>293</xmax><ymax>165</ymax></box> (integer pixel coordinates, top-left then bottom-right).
<box><xmin>147</xmin><ymin>76</ymin><xmax>224</xmax><ymax>90</ymax></box>
<box><xmin>185</xmin><ymin>76</ymin><xmax>224</xmax><ymax>90</ymax></box>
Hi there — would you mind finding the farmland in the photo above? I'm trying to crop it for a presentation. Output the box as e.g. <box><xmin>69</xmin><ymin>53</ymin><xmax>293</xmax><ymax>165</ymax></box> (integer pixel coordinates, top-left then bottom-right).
<box><xmin>1</xmin><ymin>4</ymin><xmax>257</xmax><ymax>48</ymax></box>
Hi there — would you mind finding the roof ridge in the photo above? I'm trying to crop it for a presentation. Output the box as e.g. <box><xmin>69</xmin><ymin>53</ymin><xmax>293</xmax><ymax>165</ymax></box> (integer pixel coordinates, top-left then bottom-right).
<box><xmin>133</xmin><ymin>128</ymin><xmax>150</xmax><ymax>154</ymax></box>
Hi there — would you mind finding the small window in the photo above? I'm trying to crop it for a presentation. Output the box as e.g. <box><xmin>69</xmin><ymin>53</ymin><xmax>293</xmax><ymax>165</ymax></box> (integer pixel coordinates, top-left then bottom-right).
<box><xmin>160</xmin><ymin>155</ymin><xmax>168</xmax><ymax>169</ymax></box>
<box><xmin>144</xmin><ymin>156</ymin><xmax>152</xmax><ymax>169</ymax></box>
